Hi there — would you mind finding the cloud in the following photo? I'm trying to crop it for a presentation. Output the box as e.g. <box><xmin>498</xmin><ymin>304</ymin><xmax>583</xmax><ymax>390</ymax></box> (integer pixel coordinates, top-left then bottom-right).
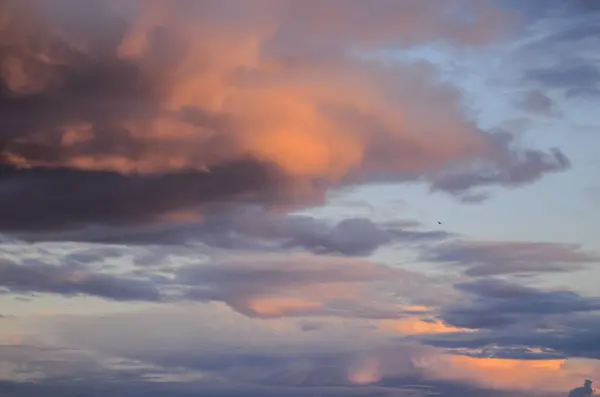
<box><xmin>0</xmin><ymin>0</ymin><xmax>570</xmax><ymax>235</ymax></box>
<box><xmin>427</xmin><ymin>130</ymin><xmax>569</xmax><ymax>197</ymax></box>
<box><xmin>420</xmin><ymin>318</ymin><xmax>600</xmax><ymax>362</ymax></box>
<box><xmin>176</xmin><ymin>252</ymin><xmax>441</xmax><ymax>318</ymax></box>
<box><xmin>0</xmin><ymin>2</ymin><xmax>595</xmax><ymax>397</ymax></box>
<box><xmin>420</xmin><ymin>354</ymin><xmax>599</xmax><ymax>392</ymax></box>
<box><xmin>11</xmin><ymin>301</ymin><xmax>590</xmax><ymax>396</ymax></box>
<box><xmin>46</xmin><ymin>303</ymin><xmax>426</xmax><ymax>386</ymax></box>
<box><xmin>515</xmin><ymin>1</ymin><xmax>600</xmax><ymax>99</ymax></box>
<box><xmin>0</xmin><ymin>343</ymin><xmax>104</xmax><ymax>381</ymax></box>
<box><xmin>0</xmin><ymin>287</ymin><xmax>594</xmax><ymax>395</ymax></box>
<box><xmin>439</xmin><ymin>278</ymin><xmax>600</xmax><ymax>329</ymax></box>
<box><xmin>523</xmin><ymin>63</ymin><xmax>600</xmax><ymax>99</ymax></box>
<box><xmin>2</xmin><ymin>236</ymin><xmax>597</xmax><ymax>390</ymax></box>
<box><xmin>503</xmin><ymin>0</ymin><xmax>600</xmax><ymax>21</ymax></box>
<box><xmin>193</xmin><ymin>209</ymin><xmax>449</xmax><ymax>256</ymax></box>
<box><xmin>26</xmin><ymin>205</ymin><xmax>450</xmax><ymax>255</ymax></box>
<box><xmin>415</xmin><ymin>279</ymin><xmax>600</xmax><ymax>361</ymax></box>
<box><xmin>0</xmin><ymin>377</ymin><xmax>552</xmax><ymax>397</ymax></box>
<box><xmin>0</xmin><ymin>258</ymin><xmax>162</xmax><ymax>301</ymax></box>
<box><xmin>514</xmin><ymin>90</ymin><xmax>558</xmax><ymax>116</ymax></box>
<box><xmin>379</xmin><ymin>316</ymin><xmax>471</xmax><ymax>335</ymax></box>
<box><xmin>0</xmin><ymin>160</ymin><xmax>280</xmax><ymax>234</ymax></box>
<box><xmin>1</xmin><ymin>242</ymin><xmax>450</xmax><ymax>318</ymax></box>
<box><xmin>423</xmin><ymin>240</ymin><xmax>598</xmax><ymax>276</ymax></box>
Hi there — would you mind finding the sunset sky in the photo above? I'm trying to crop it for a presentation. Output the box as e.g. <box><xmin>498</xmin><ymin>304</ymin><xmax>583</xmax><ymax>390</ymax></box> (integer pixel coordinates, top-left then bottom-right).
<box><xmin>1</xmin><ymin>1</ymin><xmax>599</xmax><ymax>396</ymax></box>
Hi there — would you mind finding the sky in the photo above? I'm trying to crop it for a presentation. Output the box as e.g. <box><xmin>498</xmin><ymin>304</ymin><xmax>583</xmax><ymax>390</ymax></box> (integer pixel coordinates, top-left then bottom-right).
<box><xmin>0</xmin><ymin>0</ymin><xmax>599</xmax><ymax>396</ymax></box>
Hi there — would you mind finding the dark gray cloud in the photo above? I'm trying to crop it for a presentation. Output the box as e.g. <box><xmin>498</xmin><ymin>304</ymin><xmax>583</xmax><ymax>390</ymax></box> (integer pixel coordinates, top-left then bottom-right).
<box><xmin>524</xmin><ymin>65</ymin><xmax>600</xmax><ymax>90</ymax></box>
<box><xmin>0</xmin><ymin>376</ymin><xmax>549</xmax><ymax>397</ymax></box>
<box><xmin>423</xmin><ymin>240</ymin><xmax>597</xmax><ymax>276</ymax></box>
<box><xmin>0</xmin><ymin>258</ymin><xmax>162</xmax><ymax>301</ymax></box>
<box><xmin>514</xmin><ymin>90</ymin><xmax>557</xmax><ymax>116</ymax></box>
<box><xmin>37</xmin><ymin>206</ymin><xmax>450</xmax><ymax>256</ymax></box>
<box><xmin>514</xmin><ymin>0</ymin><xmax>600</xmax><ymax>100</ymax></box>
<box><xmin>523</xmin><ymin>63</ymin><xmax>600</xmax><ymax>100</ymax></box>
<box><xmin>421</xmin><ymin>322</ymin><xmax>600</xmax><ymax>361</ymax></box>
<box><xmin>501</xmin><ymin>0</ymin><xmax>600</xmax><ymax>21</ymax></box>
<box><xmin>439</xmin><ymin>278</ymin><xmax>600</xmax><ymax>329</ymax></box>
<box><xmin>61</xmin><ymin>246</ymin><xmax>132</xmax><ymax>265</ymax></box>
<box><xmin>429</xmin><ymin>130</ymin><xmax>569</xmax><ymax>196</ymax></box>
<box><xmin>414</xmin><ymin>278</ymin><xmax>600</xmax><ymax>360</ymax></box>
<box><xmin>458</xmin><ymin>345</ymin><xmax>567</xmax><ymax>360</ymax></box>
<box><xmin>0</xmin><ymin>161</ymin><xmax>282</xmax><ymax>234</ymax></box>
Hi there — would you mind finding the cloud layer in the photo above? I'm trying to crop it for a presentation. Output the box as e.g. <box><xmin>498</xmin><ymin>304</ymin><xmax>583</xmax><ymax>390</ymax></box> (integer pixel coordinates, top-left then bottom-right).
<box><xmin>0</xmin><ymin>0</ymin><xmax>570</xmax><ymax>236</ymax></box>
<box><xmin>0</xmin><ymin>1</ymin><xmax>598</xmax><ymax>397</ymax></box>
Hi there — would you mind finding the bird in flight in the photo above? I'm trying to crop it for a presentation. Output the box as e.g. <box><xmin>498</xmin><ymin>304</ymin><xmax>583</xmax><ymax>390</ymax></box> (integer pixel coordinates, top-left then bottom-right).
<box><xmin>437</xmin><ymin>221</ymin><xmax>442</xmax><ymax>224</ymax></box>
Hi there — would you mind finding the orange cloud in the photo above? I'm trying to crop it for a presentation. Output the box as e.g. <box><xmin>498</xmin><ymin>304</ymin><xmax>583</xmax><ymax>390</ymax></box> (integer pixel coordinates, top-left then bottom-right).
<box><xmin>185</xmin><ymin>252</ymin><xmax>424</xmax><ymax>319</ymax></box>
<box><xmin>348</xmin><ymin>354</ymin><xmax>382</xmax><ymax>385</ymax></box>
<box><xmin>399</xmin><ymin>305</ymin><xmax>431</xmax><ymax>313</ymax></box>
<box><xmin>380</xmin><ymin>317</ymin><xmax>471</xmax><ymax>335</ymax></box>
<box><xmin>231</xmin><ymin>281</ymin><xmax>368</xmax><ymax>318</ymax></box>
<box><xmin>245</xmin><ymin>297</ymin><xmax>323</xmax><ymax>318</ymax></box>
<box><xmin>419</xmin><ymin>354</ymin><xmax>600</xmax><ymax>392</ymax></box>
<box><xmin>0</xmin><ymin>0</ymin><xmax>570</xmax><ymax>235</ymax></box>
<box><xmin>0</xmin><ymin>1</ymin><xmax>554</xmax><ymax>192</ymax></box>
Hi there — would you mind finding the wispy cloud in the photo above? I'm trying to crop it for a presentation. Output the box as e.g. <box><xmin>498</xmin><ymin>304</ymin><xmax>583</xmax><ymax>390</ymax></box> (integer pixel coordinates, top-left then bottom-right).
<box><xmin>422</xmin><ymin>241</ymin><xmax>598</xmax><ymax>276</ymax></box>
<box><xmin>0</xmin><ymin>258</ymin><xmax>162</xmax><ymax>301</ymax></box>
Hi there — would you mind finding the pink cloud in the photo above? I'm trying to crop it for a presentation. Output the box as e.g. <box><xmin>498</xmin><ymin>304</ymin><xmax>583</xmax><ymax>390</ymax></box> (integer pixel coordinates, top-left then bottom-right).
<box><xmin>0</xmin><ymin>0</ymin><xmax>566</xmax><ymax>214</ymax></box>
